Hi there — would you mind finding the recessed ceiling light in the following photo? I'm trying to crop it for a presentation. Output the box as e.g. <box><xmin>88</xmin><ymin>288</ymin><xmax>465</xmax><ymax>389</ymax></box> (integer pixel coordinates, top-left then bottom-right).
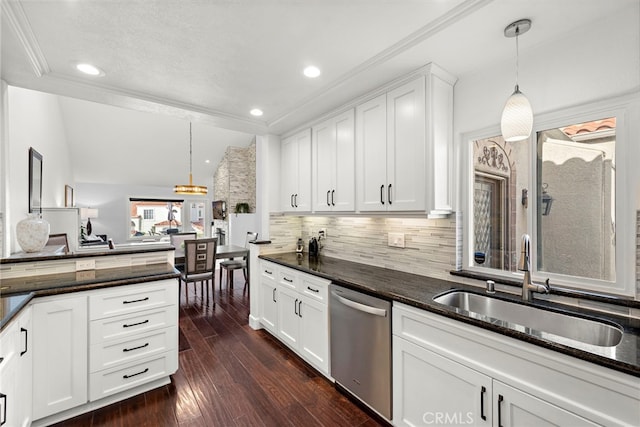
<box><xmin>75</xmin><ymin>63</ymin><xmax>105</xmax><ymax>76</ymax></box>
<box><xmin>250</xmin><ymin>108</ymin><xmax>264</xmax><ymax>117</ymax></box>
<box><xmin>303</xmin><ymin>65</ymin><xmax>321</xmax><ymax>78</ymax></box>
<box><xmin>205</xmin><ymin>159</ymin><xmax>210</xmax><ymax>164</ymax></box>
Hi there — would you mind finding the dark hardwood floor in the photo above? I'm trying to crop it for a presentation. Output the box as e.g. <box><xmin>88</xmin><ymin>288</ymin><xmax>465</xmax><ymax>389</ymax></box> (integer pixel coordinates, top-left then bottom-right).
<box><xmin>53</xmin><ymin>271</ymin><xmax>386</xmax><ymax>427</ymax></box>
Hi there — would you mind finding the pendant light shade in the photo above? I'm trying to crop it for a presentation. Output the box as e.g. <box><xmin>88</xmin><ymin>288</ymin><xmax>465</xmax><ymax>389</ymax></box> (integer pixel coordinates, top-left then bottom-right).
<box><xmin>500</xmin><ymin>19</ymin><xmax>533</xmax><ymax>142</ymax></box>
<box><xmin>174</xmin><ymin>122</ymin><xmax>208</xmax><ymax>195</ymax></box>
<box><xmin>501</xmin><ymin>84</ymin><xmax>533</xmax><ymax>142</ymax></box>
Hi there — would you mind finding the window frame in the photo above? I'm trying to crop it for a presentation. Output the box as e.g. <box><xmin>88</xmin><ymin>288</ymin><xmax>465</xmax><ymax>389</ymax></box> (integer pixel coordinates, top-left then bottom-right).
<box><xmin>461</xmin><ymin>95</ymin><xmax>637</xmax><ymax>297</ymax></box>
<box><xmin>127</xmin><ymin>197</ymin><xmax>185</xmax><ymax>241</ymax></box>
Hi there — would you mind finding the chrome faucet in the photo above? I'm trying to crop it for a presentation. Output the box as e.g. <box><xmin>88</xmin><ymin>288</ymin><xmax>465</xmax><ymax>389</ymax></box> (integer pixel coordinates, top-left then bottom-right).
<box><xmin>518</xmin><ymin>234</ymin><xmax>550</xmax><ymax>301</ymax></box>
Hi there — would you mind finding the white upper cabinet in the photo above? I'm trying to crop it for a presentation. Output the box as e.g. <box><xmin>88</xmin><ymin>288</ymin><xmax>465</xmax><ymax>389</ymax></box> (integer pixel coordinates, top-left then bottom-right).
<box><xmin>356</xmin><ymin>64</ymin><xmax>456</xmax><ymax>215</ymax></box>
<box><xmin>312</xmin><ymin>109</ymin><xmax>355</xmax><ymax>212</ymax></box>
<box><xmin>355</xmin><ymin>94</ymin><xmax>388</xmax><ymax>211</ymax></box>
<box><xmin>386</xmin><ymin>76</ymin><xmax>427</xmax><ymax>211</ymax></box>
<box><xmin>281</xmin><ymin>129</ymin><xmax>311</xmax><ymax>212</ymax></box>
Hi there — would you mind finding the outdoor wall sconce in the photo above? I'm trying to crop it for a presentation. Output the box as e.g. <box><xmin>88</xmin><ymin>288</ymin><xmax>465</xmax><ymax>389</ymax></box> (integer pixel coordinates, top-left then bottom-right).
<box><xmin>521</xmin><ymin>188</ymin><xmax>528</xmax><ymax>208</ymax></box>
<box><xmin>541</xmin><ymin>183</ymin><xmax>553</xmax><ymax>216</ymax></box>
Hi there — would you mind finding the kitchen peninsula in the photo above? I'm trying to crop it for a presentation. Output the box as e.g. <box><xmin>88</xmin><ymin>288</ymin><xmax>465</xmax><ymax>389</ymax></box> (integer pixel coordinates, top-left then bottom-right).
<box><xmin>0</xmin><ymin>245</ymin><xmax>180</xmax><ymax>426</ymax></box>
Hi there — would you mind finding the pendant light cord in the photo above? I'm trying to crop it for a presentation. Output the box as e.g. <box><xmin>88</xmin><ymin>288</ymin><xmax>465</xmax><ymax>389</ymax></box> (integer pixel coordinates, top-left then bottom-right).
<box><xmin>189</xmin><ymin>122</ymin><xmax>193</xmax><ymax>183</ymax></box>
<box><xmin>515</xmin><ymin>26</ymin><xmax>520</xmax><ymax>89</ymax></box>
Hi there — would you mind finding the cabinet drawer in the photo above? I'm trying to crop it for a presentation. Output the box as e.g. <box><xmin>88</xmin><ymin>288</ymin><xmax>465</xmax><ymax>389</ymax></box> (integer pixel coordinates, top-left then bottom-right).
<box><xmin>261</xmin><ymin>262</ymin><xmax>277</xmax><ymax>281</ymax></box>
<box><xmin>89</xmin><ymin>325</ymin><xmax>178</xmax><ymax>373</ymax></box>
<box><xmin>90</xmin><ymin>305</ymin><xmax>177</xmax><ymax>345</ymax></box>
<box><xmin>89</xmin><ymin>279</ymin><xmax>178</xmax><ymax>320</ymax></box>
<box><xmin>89</xmin><ymin>351</ymin><xmax>178</xmax><ymax>401</ymax></box>
<box><xmin>300</xmin><ymin>275</ymin><xmax>329</xmax><ymax>303</ymax></box>
<box><xmin>278</xmin><ymin>269</ymin><xmax>298</xmax><ymax>291</ymax></box>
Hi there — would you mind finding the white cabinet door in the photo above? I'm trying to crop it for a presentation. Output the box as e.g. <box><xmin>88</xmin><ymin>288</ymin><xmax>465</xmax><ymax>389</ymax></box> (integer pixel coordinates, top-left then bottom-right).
<box><xmin>260</xmin><ymin>264</ymin><xmax>278</xmax><ymax>334</ymax></box>
<box><xmin>393</xmin><ymin>336</ymin><xmax>491</xmax><ymax>426</ymax></box>
<box><xmin>386</xmin><ymin>76</ymin><xmax>426</xmax><ymax>211</ymax></box>
<box><xmin>17</xmin><ymin>307</ymin><xmax>32</xmax><ymax>427</ymax></box>
<box><xmin>276</xmin><ymin>285</ymin><xmax>300</xmax><ymax>349</ymax></box>
<box><xmin>312</xmin><ymin>117</ymin><xmax>335</xmax><ymax>212</ymax></box>
<box><xmin>32</xmin><ymin>295</ymin><xmax>88</xmax><ymax>420</ymax></box>
<box><xmin>0</xmin><ymin>319</ymin><xmax>19</xmax><ymax>427</ymax></box>
<box><xmin>281</xmin><ymin>129</ymin><xmax>312</xmax><ymax>212</ymax></box>
<box><xmin>332</xmin><ymin>109</ymin><xmax>355</xmax><ymax>211</ymax></box>
<box><xmin>295</xmin><ymin>129</ymin><xmax>312</xmax><ymax>212</ymax></box>
<box><xmin>298</xmin><ymin>295</ymin><xmax>329</xmax><ymax>374</ymax></box>
<box><xmin>0</xmin><ymin>349</ymin><xmax>18</xmax><ymax>427</ymax></box>
<box><xmin>356</xmin><ymin>94</ymin><xmax>388</xmax><ymax>211</ymax></box>
<box><xmin>281</xmin><ymin>134</ymin><xmax>299</xmax><ymax>212</ymax></box>
<box><xmin>493</xmin><ymin>381</ymin><xmax>598</xmax><ymax>427</ymax></box>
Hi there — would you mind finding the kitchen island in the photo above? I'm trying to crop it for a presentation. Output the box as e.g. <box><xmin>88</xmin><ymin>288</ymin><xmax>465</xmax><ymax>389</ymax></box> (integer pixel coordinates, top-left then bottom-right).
<box><xmin>0</xmin><ymin>246</ymin><xmax>180</xmax><ymax>426</ymax></box>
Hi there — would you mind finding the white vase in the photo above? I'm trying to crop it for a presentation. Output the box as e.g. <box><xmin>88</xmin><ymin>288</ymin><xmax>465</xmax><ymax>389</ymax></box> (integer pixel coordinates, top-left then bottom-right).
<box><xmin>16</xmin><ymin>214</ymin><xmax>50</xmax><ymax>253</ymax></box>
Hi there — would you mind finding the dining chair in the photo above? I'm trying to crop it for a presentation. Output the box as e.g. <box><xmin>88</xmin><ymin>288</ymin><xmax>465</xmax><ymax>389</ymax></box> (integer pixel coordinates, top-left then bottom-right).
<box><xmin>170</xmin><ymin>232</ymin><xmax>197</xmax><ymax>271</ymax></box>
<box><xmin>219</xmin><ymin>231</ymin><xmax>258</xmax><ymax>291</ymax></box>
<box><xmin>46</xmin><ymin>233</ymin><xmax>69</xmax><ymax>253</ymax></box>
<box><xmin>179</xmin><ymin>238</ymin><xmax>217</xmax><ymax>300</ymax></box>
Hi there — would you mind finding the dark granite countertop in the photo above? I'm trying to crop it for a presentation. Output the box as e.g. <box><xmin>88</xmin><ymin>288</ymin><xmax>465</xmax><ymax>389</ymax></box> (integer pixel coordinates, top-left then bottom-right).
<box><xmin>0</xmin><ymin>293</ymin><xmax>34</xmax><ymax>330</ymax></box>
<box><xmin>0</xmin><ymin>263</ymin><xmax>179</xmax><ymax>331</ymax></box>
<box><xmin>260</xmin><ymin>253</ymin><xmax>640</xmax><ymax>377</ymax></box>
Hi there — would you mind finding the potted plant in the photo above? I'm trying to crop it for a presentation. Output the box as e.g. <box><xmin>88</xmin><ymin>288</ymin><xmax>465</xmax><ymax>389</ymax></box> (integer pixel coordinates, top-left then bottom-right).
<box><xmin>234</xmin><ymin>202</ymin><xmax>250</xmax><ymax>214</ymax></box>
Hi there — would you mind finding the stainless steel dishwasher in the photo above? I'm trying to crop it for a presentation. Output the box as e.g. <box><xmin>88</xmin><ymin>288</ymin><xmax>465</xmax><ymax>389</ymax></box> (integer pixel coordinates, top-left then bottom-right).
<box><xmin>330</xmin><ymin>284</ymin><xmax>391</xmax><ymax>420</ymax></box>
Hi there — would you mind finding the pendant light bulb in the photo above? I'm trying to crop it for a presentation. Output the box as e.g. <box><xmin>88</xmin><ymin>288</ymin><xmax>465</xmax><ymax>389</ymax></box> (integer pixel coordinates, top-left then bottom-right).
<box><xmin>500</xmin><ymin>19</ymin><xmax>533</xmax><ymax>142</ymax></box>
<box><xmin>501</xmin><ymin>85</ymin><xmax>533</xmax><ymax>142</ymax></box>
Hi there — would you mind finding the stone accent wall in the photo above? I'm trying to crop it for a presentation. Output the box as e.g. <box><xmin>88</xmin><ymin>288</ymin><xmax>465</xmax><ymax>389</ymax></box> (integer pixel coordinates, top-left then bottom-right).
<box><xmin>268</xmin><ymin>214</ymin><xmax>456</xmax><ymax>281</ymax></box>
<box><xmin>212</xmin><ymin>139</ymin><xmax>256</xmax><ymax>238</ymax></box>
<box><xmin>213</xmin><ymin>140</ymin><xmax>256</xmax><ymax>212</ymax></box>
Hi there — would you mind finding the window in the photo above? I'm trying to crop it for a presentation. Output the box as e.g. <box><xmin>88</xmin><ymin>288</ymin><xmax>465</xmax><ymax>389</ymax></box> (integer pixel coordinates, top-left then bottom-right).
<box><xmin>463</xmin><ymin>97</ymin><xmax>635</xmax><ymax>296</ymax></box>
<box><xmin>129</xmin><ymin>198</ymin><xmax>184</xmax><ymax>238</ymax></box>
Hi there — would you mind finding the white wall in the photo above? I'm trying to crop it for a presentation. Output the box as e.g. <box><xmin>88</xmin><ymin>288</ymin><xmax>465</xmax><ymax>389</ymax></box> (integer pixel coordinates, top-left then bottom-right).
<box><xmin>453</xmin><ymin>3</ymin><xmax>639</xmax><ymax>140</ymax></box>
<box><xmin>7</xmin><ymin>86</ymin><xmax>74</xmax><ymax>253</ymax></box>
<box><xmin>255</xmin><ymin>134</ymin><xmax>281</xmax><ymax>240</ymax></box>
<box><xmin>75</xmin><ymin>182</ymin><xmax>210</xmax><ymax>244</ymax></box>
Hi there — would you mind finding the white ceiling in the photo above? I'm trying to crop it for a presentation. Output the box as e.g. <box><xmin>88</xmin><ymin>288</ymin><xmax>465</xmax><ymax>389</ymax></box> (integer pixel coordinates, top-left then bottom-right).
<box><xmin>1</xmin><ymin>0</ymin><xmax>634</xmax><ymax>188</ymax></box>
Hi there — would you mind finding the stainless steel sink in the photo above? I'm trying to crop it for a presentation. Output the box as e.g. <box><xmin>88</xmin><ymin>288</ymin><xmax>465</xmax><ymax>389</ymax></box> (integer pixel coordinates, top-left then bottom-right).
<box><xmin>433</xmin><ymin>291</ymin><xmax>623</xmax><ymax>347</ymax></box>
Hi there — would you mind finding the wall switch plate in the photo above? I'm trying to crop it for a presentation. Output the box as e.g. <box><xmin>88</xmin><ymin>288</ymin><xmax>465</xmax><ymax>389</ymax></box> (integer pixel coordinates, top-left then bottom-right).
<box><xmin>76</xmin><ymin>259</ymin><xmax>96</xmax><ymax>271</ymax></box>
<box><xmin>388</xmin><ymin>232</ymin><xmax>405</xmax><ymax>248</ymax></box>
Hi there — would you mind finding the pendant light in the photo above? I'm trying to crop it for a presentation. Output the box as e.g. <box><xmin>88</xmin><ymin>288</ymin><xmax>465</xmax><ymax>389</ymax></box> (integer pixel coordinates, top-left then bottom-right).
<box><xmin>174</xmin><ymin>122</ymin><xmax>208</xmax><ymax>195</ymax></box>
<box><xmin>500</xmin><ymin>19</ymin><xmax>533</xmax><ymax>142</ymax></box>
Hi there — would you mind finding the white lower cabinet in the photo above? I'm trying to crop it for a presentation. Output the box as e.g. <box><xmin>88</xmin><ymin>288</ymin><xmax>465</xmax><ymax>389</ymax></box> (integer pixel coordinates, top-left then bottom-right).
<box><xmin>258</xmin><ymin>264</ymin><xmax>278</xmax><ymax>333</ymax></box>
<box><xmin>27</xmin><ymin>278</ymin><xmax>179</xmax><ymax>425</ymax></box>
<box><xmin>493</xmin><ymin>381</ymin><xmax>597</xmax><ymax>427</ymax></box>
<box><xmin>392</xmin><ymin>302</ymin><xmax>639</xmax><ymax>427</ymax></box>
<box><xmin>393</xmin><ymin>337</ymin><xmax>491</xmax><ymax>426</ymax></box>
<box><xmin>0</xmin><ymin>306</ymin><xmax>32</xmax><ymax>427</ymax></box>
<box><xmin>259</xmin><ymin>260</ymin><xmax>330</xmax><ymax>376</ymax></box>
<box><xmin>32</xmin><ymin>294</ymin><xmax>88</xmax><ymax>420</ymax></box>
<box><xmin>88</xmin><ymin>280</ymin><xmax>178</xmax><ymax>401</ymax></box>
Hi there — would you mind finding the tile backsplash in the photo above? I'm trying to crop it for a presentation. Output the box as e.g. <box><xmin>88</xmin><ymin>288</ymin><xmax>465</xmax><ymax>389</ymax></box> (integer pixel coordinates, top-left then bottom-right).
<box><xmin>268</xmin><ymin>214</ymin><xmax>457</xmax><ymax>281</ymax></box>
<box><xmin>268</xmin><ymin>210</ymin><xmax>639</xmax><ymax>301</ymax></box>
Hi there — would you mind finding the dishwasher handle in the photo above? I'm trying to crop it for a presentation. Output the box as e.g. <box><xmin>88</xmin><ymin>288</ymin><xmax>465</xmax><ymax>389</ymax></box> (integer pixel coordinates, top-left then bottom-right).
<box><xmin>331</xmin><ymin>291</ymin><xmax>387</xmax><ymax>317</ymax></box>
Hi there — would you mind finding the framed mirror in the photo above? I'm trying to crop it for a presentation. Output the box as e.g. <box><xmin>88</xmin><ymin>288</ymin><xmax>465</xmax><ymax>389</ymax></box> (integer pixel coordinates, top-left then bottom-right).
<box><xmin>29</xmin><ymin>147</ymin><xmax>43</xmax><ymax>214</ymax></box>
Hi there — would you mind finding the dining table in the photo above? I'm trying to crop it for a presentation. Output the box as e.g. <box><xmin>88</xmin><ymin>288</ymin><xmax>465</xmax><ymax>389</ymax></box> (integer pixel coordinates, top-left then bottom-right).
<box><xmin>173</xmin><ymin>244</ymin><xmax>250</xmax><ymax>286</ymax></box>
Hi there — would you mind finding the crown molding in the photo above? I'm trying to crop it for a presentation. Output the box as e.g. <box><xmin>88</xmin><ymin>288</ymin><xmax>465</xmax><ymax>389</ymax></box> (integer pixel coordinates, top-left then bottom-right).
<box><xmin>267</xmin><ymin>0</ymin><xmax>493</xmax><ymax>131</ymax></box>
<box><xmin>1</xmin><ymin>0</ymin><xmax>50</xmax><ymax>77</ymax></box>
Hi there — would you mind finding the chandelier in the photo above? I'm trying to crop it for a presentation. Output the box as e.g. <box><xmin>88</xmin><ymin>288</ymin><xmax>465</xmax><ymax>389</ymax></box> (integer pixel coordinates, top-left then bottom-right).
<box><xmin>174</xmin><ymin>122</ymin><xmax>208</xmax><ymax>195</ymax></box>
